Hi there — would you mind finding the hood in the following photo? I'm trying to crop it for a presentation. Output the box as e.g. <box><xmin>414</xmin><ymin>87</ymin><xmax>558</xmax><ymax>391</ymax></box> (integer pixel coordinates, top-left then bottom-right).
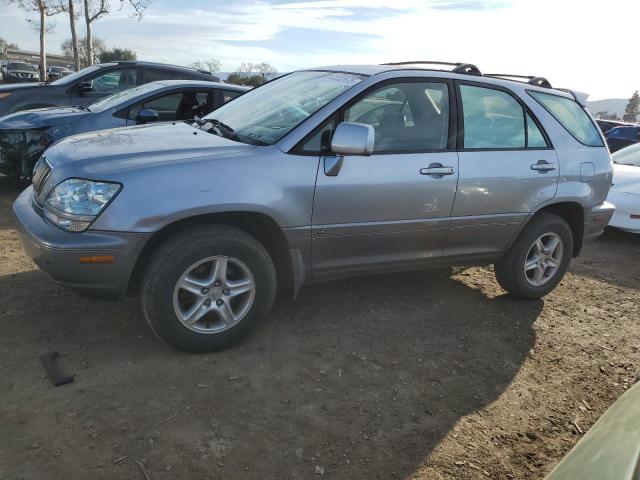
<box><xmin>0</xmin><ymin>82</ymin><xmax>44</xmax><ymax>92</ymax></box>
<box><xmin>612</xmin><ymin>164</ymin><xmax>640</xmax><ymax>195</ymax></box>
<box><xmin>45</xmin><ymin>121</ymin><xmax>258</xmax><ymax>175</ymax></box>
<box><xmin>0</xmin><ymin>107</ymin><xmax>90</xmax><ymax>129</ymax></box>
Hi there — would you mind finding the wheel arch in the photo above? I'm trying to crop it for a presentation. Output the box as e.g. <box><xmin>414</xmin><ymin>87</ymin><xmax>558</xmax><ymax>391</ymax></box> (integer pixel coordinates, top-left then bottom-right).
<box><xmin>127</xmin><ymin>211</ymin><xmax>295</xmax><ymax>297</ymax></box>
<box><xmin>514</xmin><ymin>202</ymin><xmax>585</xmax><ymax>257</ymax></box>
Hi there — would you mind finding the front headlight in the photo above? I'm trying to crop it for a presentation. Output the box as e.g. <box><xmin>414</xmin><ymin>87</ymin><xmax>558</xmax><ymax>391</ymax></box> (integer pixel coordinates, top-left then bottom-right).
<box><xmin>44</xmin><ymin>178</ymin><xmax>121</xmax><ymax>232</ymax></box>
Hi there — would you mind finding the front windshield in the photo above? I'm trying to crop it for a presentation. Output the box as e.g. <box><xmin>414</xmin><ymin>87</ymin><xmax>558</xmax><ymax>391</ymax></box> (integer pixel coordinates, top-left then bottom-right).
<box><xmin>612</xmin><ymin>143</ymin><xmax>640</xmax><ymax>167</ymax></box>
<box><xmin>204</xmin><ymin>71</ymin><xmax>365</xmax><ymax>145</ymax></box>
<box><xmin>50</xmin><ymin>64</ymin><xmax>104</xmax><ymax>85</ymax></box>
<box><xmin>87</xmin><ymin>83</ymin><xmax>161</xmax><ymax>112</ymax></box>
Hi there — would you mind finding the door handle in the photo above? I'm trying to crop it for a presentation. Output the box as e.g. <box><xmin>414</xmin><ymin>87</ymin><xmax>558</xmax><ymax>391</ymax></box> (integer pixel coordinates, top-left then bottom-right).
<box><xmin>531</xmin><ymin>160</ymin><xmax>557</xmax><ymax>172</ymax></box>
<box><xmin>420</xmin><ymin>163</ymin><xmax>455</xmax><ymax>176</ymax></box>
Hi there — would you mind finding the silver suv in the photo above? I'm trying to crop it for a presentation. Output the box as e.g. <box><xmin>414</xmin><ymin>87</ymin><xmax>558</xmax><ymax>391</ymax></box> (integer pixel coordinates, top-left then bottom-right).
<box><xmin>13</xmin><ymin>62</ymin><xmax>614</xmax><ymax>352</ymax></box>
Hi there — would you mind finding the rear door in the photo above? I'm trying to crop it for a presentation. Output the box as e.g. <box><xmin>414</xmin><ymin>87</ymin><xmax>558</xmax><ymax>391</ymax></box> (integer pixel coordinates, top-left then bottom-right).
<box><xmin>310</xmin><ymin>78</ymin><xmax>459</xmax><ymax>277</ymax></box>
<box><xmin>445</xmin><ymin>81</ymin><xmax>559</xmax><ymax>258</ymax></box>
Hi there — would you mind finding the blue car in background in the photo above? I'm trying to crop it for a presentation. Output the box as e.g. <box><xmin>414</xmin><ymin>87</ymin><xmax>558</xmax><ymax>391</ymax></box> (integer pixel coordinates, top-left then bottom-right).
<box><xmin>605</xmin><ymin>125</ymin><xmax>640</xmax><ymax>153</ymax></box>
<box><xmin>0</xmin><ymin>80</ymin><xmax>247</xmax><ymax>179</ymax></box>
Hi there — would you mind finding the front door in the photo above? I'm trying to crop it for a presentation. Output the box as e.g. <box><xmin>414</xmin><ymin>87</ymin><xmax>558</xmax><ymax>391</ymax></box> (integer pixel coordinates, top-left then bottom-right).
<box><xmin>71</xmin><ymin>67</ymin><xmax>139</xmax><ymax>104</ymax></box>
<box><xmin>445</xmin><ymin>82</ymin><xmax>559</xmax><ymax>257</ymax></box>
<box><xmin>311</xmin><ymin>79</ymin><xmax>459</xmax><ymax>277</ymax></box>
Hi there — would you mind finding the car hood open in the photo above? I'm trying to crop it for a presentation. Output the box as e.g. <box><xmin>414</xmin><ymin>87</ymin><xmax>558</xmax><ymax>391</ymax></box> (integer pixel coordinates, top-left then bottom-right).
<box><xmin>0</xmin><ymin>107</ymin><xmax>90</xmax><ymax>129</ymax></box>
<box><xmin>612</xmin><ymin>164</ymin><xmax>640</xmax><ymax>195</ymax></box>
<box><xmin>45</xmin><ymin>121</ymin><xmax>258</xmax><ymax>175</ymax></box>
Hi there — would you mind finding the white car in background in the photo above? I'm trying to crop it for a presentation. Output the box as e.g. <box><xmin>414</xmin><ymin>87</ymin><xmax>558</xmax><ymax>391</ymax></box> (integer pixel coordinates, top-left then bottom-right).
<box><xmin>608</xmin><ymin>143</ymin><xmax>640</xmax><ymax>233</ymax></box>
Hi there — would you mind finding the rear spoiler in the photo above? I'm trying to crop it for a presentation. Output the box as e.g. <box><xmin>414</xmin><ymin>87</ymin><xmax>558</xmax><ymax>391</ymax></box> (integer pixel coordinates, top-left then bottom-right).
<box><xmin>557</xmin><ymin>88</ymin><xmax>589</xmax><ymax>107</ymax></box>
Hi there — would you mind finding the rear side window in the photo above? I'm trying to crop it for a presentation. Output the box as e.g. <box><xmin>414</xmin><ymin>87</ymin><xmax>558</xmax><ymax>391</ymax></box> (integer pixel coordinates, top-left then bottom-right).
<box><xmin>529</xmin><ymin>91</ymin><xmax>603</xmax><ymax>147</ymax></box>
<box><xmin>143</xmin><ymin>68</ymin><xmax>180</xmax><ymax>83</ymax></box>
<box><xmin>460</xmin><ymin>85</ymin><xmax>548</xmax><ymax>149</ymax></box>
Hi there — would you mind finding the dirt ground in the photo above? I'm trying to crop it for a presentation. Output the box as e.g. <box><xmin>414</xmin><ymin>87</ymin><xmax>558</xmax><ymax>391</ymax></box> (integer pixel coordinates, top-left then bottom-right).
<box><xmin>0</xmin><ymin>174</ymin><xmax>638</xmax><ymax>480</ymax></box>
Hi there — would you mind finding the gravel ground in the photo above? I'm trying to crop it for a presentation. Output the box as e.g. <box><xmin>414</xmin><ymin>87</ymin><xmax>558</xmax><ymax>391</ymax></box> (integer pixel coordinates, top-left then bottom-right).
<box><xmin>0</xmin><ymin>174</ymin><xmax>638</xmax><ymax>480</ymax></box>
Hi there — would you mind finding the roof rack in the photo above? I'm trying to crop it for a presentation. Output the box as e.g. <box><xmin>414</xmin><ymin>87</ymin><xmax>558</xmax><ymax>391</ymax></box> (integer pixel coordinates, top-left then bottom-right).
<box><xmin>382</xmin><ymin>61</ymin><xmax>482</xmax><ymax>76</ymax></box>
<box><xmin>484</xmin><ymin>73</ymin><xmax>552</xmax><ymax>88</ymax></box>
<box><xmin>380</xmin><ymin>62</ymin><xmax>556</xmax><ymax>88</ymax></box>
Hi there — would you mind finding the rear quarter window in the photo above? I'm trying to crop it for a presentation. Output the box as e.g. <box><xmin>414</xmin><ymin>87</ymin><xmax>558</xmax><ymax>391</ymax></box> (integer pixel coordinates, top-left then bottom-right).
<box><xmin>529</xmin><ymin>91</ymin><xmax>603</xmax><ymax>147</ymax></box>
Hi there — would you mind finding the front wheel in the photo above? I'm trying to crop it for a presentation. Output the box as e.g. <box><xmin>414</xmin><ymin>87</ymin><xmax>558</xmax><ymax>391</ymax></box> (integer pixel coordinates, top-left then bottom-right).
<box><xmin>495</xmin><ymin>213</ymin><xmax>573</xmax><ymax>299</ymax></box>
<box><xmin>140</xmin><ymin>225</ymin><xmax>277</xmax><ymax>352</ymax></box>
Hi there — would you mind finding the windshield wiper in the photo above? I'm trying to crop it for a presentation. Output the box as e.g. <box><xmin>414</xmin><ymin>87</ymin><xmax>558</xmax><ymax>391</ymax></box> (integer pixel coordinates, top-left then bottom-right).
<box><xmin>190</xmin><ymin>119</ymin><xmax>268</xmax><ymax>146</ymax></box>
<box><xmin>204</xmin><ymin>118</ymin><xmax>241</xmax><ymax>141</ymax></box>
<box><xmin>72</xmin><ymin>104</ymin><xmax>91</xmax><ymax>111</ymax></box>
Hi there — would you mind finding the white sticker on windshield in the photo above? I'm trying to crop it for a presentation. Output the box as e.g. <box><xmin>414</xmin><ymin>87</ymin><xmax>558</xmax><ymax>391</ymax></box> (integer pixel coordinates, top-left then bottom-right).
<box><xmin>326</xmin><ymin>73</ymin><xmax>363</xmax><ymax>87</ymax></box>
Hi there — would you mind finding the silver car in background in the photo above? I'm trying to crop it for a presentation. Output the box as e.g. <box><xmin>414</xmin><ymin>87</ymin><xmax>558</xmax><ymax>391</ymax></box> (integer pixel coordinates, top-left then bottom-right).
<box><xmin>12</xmin><ymin>61</ymin><xmax>614</xmax><ymax>352</ymax></box>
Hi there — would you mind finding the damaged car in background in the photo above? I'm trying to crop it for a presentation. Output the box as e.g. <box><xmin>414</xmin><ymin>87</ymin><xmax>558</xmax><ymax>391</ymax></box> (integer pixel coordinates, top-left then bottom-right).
<box><xmin>0</xmin><ymin>80</ymin><xmax>246</xmax><ymax>179</ymax></box>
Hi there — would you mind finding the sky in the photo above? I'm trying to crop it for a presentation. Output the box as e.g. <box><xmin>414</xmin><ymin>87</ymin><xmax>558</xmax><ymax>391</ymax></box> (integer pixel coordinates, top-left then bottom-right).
<box><xmin>1</xmin><ymin>0</ymin><xmax>639</xmax><ymax>100</ymax></box>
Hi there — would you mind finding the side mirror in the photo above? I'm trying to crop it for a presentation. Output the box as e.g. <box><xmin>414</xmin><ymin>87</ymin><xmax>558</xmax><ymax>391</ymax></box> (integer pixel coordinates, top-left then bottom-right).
<box><xmin>137</xmin><ymin>108</ymin><xmax>159</xmax><ymax>124</ymax></box>
<box><xmin>76</xmin><ymin>81</ymin><xmax>93</xmax><ymax>93</ymax></box>
<box><xmin>331</xmin><ymin>122</ymin><xmax>375</xmax><ymax>156</ymax></box>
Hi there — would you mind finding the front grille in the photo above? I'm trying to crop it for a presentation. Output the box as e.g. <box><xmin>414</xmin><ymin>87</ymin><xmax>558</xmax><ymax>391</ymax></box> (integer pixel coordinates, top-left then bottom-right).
<box><xmin>32</xmin><ymin>156</ymin><xmax>51</xmax><ymax>195</ymax></box>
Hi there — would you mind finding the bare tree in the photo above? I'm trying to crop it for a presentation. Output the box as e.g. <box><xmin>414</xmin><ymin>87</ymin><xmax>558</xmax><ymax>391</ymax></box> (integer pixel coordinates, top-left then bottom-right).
<box><xmin>61</xmin><ymin>35</ymin><xmax>105</xmax><ymax>67</ymax></box>
<box><xmin>253</xmin><ymin>62</ymin><xmax>278</xmax><ymax>82</ymax></box>
<box><xmin>0</xmin><ymin>37</ymin><xmax>19</xmax><ymax>59</ymax></box>
<box><xmin>11</xmin><ymin>0</ymin><xmax>65</xmax><ymax>80</ymax></box>
<box><xmin>82</xmin><ymin>0</ymin><xmax>149</xmax><ymax>66</ymax></box>
<box><xmin>67</xmin><ymin>0</ymin><xmax>80</xmax><ymax>70</ymax></box>
<box><xmin>192</xmin><ymin>58</ymin><xmax>221</xmax><ymax>76</ymax></box>
<box><xmin>227</xmin><ymin>62</ymin><xmax>278</xmax><ymax>87</ymax></box>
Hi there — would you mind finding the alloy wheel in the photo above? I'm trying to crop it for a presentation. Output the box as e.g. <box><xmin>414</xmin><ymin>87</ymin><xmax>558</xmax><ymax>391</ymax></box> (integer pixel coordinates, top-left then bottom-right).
<box><xmin>172</xmin><ymin>255</ymin><xmax>256</xmax><ymax>333</ymax></box>
<box><xmin>524</xmin><ymin>232</ymin><xmax>563</xmax><ymax>287</ymax></box>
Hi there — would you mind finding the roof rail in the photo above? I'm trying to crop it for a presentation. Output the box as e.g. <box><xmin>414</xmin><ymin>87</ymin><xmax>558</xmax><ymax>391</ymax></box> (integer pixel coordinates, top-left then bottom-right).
<box><xmin>382</xmin><ymin>61</ymin><xmax>482</xmax><ymax>76</ymax></box>
<box><xmin>484</xmin><ymin>73</ymin><xmax>553</xmax><ymax>88</ymax></box>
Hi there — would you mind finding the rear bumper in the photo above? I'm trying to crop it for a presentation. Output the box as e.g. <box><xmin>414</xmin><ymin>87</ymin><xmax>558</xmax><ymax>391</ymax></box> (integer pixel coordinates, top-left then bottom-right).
<box><xmin>584</xmin><ymin>201</ymin><xmax>616</xmax><ymax>241</ymax></box>
<box><xmin>12</xmin><ymin>186</ymin><xmax>150</xmax><ymax>297</ymax></box>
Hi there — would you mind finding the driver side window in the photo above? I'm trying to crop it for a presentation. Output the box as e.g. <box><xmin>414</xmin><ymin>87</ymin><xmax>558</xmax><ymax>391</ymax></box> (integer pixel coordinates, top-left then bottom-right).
<box><xmin>128</xmin><ymin>93</ymin><xmax>183</xmax><ymax>122</ymax></box>
<box><xmin>89</xmin><ymin>69</ymin><xmax>138</xmax><ymax>93</ymax></box>
<box><xmin>344</xmin><ymin>81</ymin><xmax>450</xmax><ymax>152</ymax></box>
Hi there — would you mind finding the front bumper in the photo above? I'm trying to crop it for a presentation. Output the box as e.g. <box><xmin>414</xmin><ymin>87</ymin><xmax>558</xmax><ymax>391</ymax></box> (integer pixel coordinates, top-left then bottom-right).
<box><xmin>607</xmin><ymin>191</ymin><xmax>640</xmax><ymax>234</ymax></box>
<box><xmin>12</xmin><ymin>186</ymin><xmax>150</xmax><ymax>297</ymax></box>
<box><xmin>583</xmin><ymin>201</ymin><xmax>615</xmax><ymax>241</ymax></box>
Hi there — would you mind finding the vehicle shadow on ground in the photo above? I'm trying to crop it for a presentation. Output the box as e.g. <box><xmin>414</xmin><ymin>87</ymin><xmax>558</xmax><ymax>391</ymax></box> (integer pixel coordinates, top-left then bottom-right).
<box><xmin>0</xmin><ymin>267</ymin><xmax>542</xmax><ymax>480</ymax></box>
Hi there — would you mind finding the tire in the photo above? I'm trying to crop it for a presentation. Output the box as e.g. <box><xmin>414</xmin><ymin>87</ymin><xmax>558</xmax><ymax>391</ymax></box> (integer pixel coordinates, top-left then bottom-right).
<box><xmin>495</xmin><ymin>213</ymin><xmax>573</xmax><ymax>299</ymax></box>
<box><xmin>140</xmin><ymin>224</ymin><xmax>277</xmax><ymax>352</ymax></box>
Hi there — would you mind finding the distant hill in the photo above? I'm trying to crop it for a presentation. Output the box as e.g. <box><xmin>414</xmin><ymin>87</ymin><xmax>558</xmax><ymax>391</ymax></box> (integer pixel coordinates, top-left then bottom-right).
<box><xmin>586</xmin><ymin>98</ymin><xmax>628</xmax><ymax>118</ymax></box>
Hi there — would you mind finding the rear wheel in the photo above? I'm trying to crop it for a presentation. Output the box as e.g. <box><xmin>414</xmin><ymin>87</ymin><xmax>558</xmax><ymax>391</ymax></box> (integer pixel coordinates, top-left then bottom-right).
<box><xmin>140</xmin><ymin>225</ymin><xmax>277</xmax><ymax>352</ymax></box>
<box><xmin>495</xmin><ymin>213</ymin><xmax>573</xmax><ymax>299</ymax></box>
